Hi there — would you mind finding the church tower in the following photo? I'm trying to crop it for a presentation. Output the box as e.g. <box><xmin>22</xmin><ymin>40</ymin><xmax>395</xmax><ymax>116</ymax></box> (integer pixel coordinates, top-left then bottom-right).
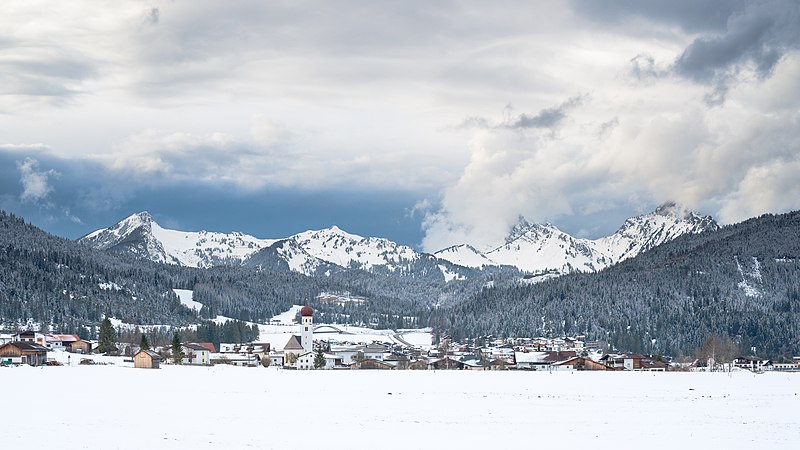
<box><xmin>299</xmin><ymin>305</ymin><xmax>314</xmax><ymax>355</ymax></box>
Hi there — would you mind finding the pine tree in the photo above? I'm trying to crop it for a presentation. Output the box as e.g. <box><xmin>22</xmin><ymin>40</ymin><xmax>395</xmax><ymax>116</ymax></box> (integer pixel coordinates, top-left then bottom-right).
<box><xmin>171</xmin><ymin>333</ymin><xmax>183</xmax><ymax>365</ymax></box>
<box><xmin>314</xmin><ymin>348</ymin><xmax>325</xmax><ymax>369</ymax></box>
<box><xmin>140</xmin><ymin>334</ymin><xmax>150</xmax><ymax>350</ymax></box>
<box><xmin>98</xmin><ymin>317</ymin><xmax>117</xmax><ymax>353</ymax></box>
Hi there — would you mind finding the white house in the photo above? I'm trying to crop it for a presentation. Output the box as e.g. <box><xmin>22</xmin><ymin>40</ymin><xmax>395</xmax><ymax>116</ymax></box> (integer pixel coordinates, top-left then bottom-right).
<box><xmin>182</xmin><ymin>343</ymin><xmax>211</xmax><ymax>365</ymax></box>
<box><xmin>364</xmin><ymin>343</ymin><xmax>387</xmax><ymax>361</ymax></box>
<box><xmin>268</xmin><ymin>352</ymin><xmax>284</xmax><ymax>367</ymax></box>
<box><xmin>330</xmin><ymin>344</ymin><xmax>362</xmax><ymax>366</ymax></box>
<box><xmin>1</xmin><ymin>334</ymin><xmax>15</xmax><ymax>345</ymax></box>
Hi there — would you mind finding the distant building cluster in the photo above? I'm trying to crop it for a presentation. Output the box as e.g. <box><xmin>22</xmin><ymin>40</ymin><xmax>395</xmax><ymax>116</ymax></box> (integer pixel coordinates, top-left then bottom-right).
<box><xmin>3</xmin><ymin>321</ymin><xmax>800</xmax><ymax>373</ymax></box>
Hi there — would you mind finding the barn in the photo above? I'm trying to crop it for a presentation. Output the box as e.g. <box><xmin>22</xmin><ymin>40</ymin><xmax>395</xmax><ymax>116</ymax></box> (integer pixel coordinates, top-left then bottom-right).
<box><xmin>133</xmin><ymin>349</ymin><xmax>162</xmax><ymax>369</ymax></box>
<box><xmin>0</xmin><ymin>341</ymin><xmax>49</xmax><ymax>366</ymax></box>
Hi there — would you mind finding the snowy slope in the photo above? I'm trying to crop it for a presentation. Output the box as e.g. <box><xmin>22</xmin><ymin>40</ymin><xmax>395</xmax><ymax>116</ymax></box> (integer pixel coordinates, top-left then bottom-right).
<box><xmin>289</xmin><ymin>226</ymin><xmax>421</xmax><ymax>271</ymax></box>
<box><xmin>435</xmin><ymin>202</ymin><xmax>718</xmax><ymax>274</ymax></box>
<box><xmin>434</xmin><ymin>244</ymin><xmax>496</xmax><ymax>269</ymax></box>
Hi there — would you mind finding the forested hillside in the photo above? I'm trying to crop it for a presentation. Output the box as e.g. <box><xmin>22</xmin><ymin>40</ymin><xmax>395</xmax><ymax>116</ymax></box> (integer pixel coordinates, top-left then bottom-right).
<box><xmin>438</xmin><ymin>211</ymin><xmax>800</xmax><ymax>356</ymax></box>
<box><xmin>0</xmin><ymin>211</ymin><xmax>489</xmax><ymax>333</ymax></box>
<box><xmin>4</xmin><ymin>207</ymin><xmax>799</xmax><ymax>357</ymax></box>
<box><xmin>0</xmin><ymin>211</ymin><xmax>197</xmax><ymax>333</ymax></box>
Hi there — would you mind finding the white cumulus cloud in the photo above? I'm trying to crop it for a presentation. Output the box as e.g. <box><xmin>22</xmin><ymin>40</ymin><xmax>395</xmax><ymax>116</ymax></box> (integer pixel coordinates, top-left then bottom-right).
<box><xmin>17</xmin><ymin>157</ymin><xmax>58</xmax><ymax>204</ymax></box>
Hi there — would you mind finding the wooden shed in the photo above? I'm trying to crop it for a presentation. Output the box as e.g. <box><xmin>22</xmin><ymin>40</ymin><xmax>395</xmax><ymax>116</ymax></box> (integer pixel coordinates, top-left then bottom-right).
<box><xmin>133</xmin><ymin>349</ymin><xmax>162</xmax><ymax>369</ymax></box>
<box><xmin>69</xmin><ymin>339</ymin><xmax>92</xmax><ymax>354</ymax></box>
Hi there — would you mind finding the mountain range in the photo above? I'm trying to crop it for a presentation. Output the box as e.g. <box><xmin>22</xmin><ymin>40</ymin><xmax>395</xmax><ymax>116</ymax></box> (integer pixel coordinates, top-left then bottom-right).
<box><xmin>3</xmin><ymin>205</ymin><xmax>798</xmax><ymax>355</ymax></box>
<box><xmin>81</xmin><ymin>202</ymin><xmax>719</xmax><ymax>278</ymax></box>
<box><xmin>434</xmin><ymin>202</ymin><xmax>719</xmax><ymax>273</ymax></box>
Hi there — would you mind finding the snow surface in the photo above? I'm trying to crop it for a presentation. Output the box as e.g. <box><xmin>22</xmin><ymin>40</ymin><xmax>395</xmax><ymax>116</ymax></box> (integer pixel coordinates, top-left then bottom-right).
<box><xmin>173</xmin><ymin>289</ymin><xmax>203</xmax><ymax>311</ymax></box>
<box><xmin>735</xmin><ymin>256</ymin><xmax>763</xmax><ymax>298</ymax></box>
<box><xmin>1</xmin><ymin>366</ymin><xmax>797</xmax><ymax>449</ymax></box>
<box><xmin>269</xmin><ymin>304</ymin><xmax>303</xmax><ymax>324</ymax></box>
<box><xmin>433</xmin><ymin>244</ymin><xmax>494</xmax><ymax>268</ymax></box>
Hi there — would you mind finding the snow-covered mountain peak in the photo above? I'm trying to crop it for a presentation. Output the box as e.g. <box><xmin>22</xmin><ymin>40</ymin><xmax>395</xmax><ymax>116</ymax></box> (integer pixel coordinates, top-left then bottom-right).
<box><xmin>81</xmin><ymin>211</ymin><xmax>153</xmax><ymax>244</ymax></box>
<box><xmin>290</xmin><ymin>225</ymin><xmax>420</xmax><ymax>271</ymax></box>
<box><xmin>504</xmin><ymin>216</ymin><xmax>561</xmax><ymax>243</ymax></box>
<box><xmin>80</xmin><ymin>213</ymin><xmax>274</xmax><ymax>268</ymax></box>
<box><xmin>435</xmin><ymin>203</ymin><xmax>719</xmax><ymax>275</ymax></box>
<box><xmin>295</xmin><ymin>225</ymin><xmax>364</xmax><ymax>243</ymax></box>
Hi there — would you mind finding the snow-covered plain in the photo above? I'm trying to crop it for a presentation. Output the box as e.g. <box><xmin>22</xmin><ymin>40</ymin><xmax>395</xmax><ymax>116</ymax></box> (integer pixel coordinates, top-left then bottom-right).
<box><xmin>1</xmin><ymin>366</ymin><xmax>797</xmax><ymax>449</ymax></box>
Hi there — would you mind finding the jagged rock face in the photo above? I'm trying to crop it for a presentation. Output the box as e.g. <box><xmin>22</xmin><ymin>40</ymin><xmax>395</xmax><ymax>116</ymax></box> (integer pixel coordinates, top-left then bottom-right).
<box><xmin>434</xmin><ymin>202</ymin><xmax>719</xmax><ymax>274</ymax></box>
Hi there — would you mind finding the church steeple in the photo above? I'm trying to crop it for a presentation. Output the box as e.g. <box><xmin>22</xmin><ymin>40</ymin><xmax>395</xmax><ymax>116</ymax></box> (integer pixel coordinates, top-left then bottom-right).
<box><xmin>300</xmin><ymin>305</ymin><xmax>314</xmax><ymax>356</ymax></box>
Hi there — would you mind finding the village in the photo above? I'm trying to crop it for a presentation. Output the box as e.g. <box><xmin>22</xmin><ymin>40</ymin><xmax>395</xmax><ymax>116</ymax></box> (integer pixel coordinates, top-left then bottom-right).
<box><xmin>3</xmin><ymin>306</ymin><xmax>799</xmax><ymax>373</ymax></box>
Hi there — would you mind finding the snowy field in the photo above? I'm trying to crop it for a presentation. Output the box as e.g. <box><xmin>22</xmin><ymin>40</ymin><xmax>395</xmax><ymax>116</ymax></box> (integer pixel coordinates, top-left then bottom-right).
<box><xmin>1</xmin><ymin>366</ymin><xmax>797</xmax><ymax>449</ymax></box>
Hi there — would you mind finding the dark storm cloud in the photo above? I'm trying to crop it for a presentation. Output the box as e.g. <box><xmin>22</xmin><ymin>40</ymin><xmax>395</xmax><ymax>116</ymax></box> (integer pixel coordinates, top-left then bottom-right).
<box><xmin>674</xmin><ymin>1</ymin><xmax>800</xmax><ymax>83</ymax></box>
<box><xmin>0</xmin><ymin>146</ymin><xmax>426</xmax><ymax>244</ymax></box>
<box><xmin>575</xmin><ymin>0</ymin><xmax>800</xmax><ymax>104</ymax></box>
<box><xmin>569</xmin><ymin>0</ymin><xmax>749</xmax><ymax>33</ymax></box>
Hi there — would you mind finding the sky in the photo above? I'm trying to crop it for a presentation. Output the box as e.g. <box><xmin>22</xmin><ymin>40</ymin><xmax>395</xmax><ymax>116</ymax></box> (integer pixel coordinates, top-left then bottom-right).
<box><xmin>1</xmin><ymin>1</ymin><xmax>799</xmax><ymax>250</ymax></box>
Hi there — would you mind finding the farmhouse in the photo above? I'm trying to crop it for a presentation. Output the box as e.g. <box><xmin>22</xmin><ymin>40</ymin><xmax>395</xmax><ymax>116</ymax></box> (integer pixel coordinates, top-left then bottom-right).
<box><xmin>733</xmin><ymin>356</ymin><xmax>772</xmax><ymax>372</ymax></box>
<box><xmin>0</xmin><ymin>341</ymin><xmax>49</xmax><ymax>366</ymax></box>
<box><xmin>46</xmin><ymin>334</ymin><xmax>91</xmax><ymax>353</ymax></box>
<box><xmin>514</xmin><ymin>351</ymin><xmax>577</xmax><ymax>370</ymax></box>
<box><xmin>551</xmin><ymin>357</ymin><xmax>612</xmax><ymax>371</ymax></box>
<box><xmin>133</xmin><ymin>349</ymin><xmax>162</xmax><ymax>369</ymax></box>
<box><xmin>428</xmin><ymin>356</ymin><xmax>466</xmax><ymax>370</ymax></box>
<box><xmin>601</xmin><ymin>353</ymin><xmax>644</xmax><ymax>370</ymax></box>
<box><xmin>356</xmin><ymin>358</ymin><xmax>394</xmax><ymax>370</ymax></box>
<box><xmin>182</xmin><ymin>343</ymin><xmax>211</xmax><ymax>366</ymax></box>
<box><xmin>14</xmin><ymin>330</ymin><xmax>46</xmax><ymax>346</ymax></box>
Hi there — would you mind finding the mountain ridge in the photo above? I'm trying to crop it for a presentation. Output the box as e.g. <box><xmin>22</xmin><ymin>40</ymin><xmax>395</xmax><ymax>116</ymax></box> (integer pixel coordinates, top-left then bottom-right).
<box><xmin>435</xmin><ymin>201</ymin><xmax>719</xmax><ymax>274</ymax></box>
<box><xmin>81</xmin><ymin>202</ymin><xmax>718</xmax><ymax>277</ymax></box>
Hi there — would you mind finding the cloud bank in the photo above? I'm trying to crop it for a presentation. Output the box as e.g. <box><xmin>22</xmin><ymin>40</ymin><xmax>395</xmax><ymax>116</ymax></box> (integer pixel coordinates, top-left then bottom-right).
<box><xmin>0</xmin><ymin>1</ymin><xmax>798</xmax><ymax>249</ymax></box>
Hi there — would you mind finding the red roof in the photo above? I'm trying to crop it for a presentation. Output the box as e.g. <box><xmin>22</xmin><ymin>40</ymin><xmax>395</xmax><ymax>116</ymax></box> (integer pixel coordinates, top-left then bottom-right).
<box><xmin>195</xmin><ymin>342</ymin><xmax>216</xmax><ymax>353</ymax></box>
<box><xmin>300</xmin><ymin>305</ymin><xmax>314</xmax><ymax>317</ymax></box>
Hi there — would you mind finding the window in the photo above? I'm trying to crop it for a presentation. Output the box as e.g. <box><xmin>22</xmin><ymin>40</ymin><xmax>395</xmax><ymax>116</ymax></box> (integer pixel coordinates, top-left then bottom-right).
<box><xmin>305</xmin><ymin>327</ymin><xmax>308</xmax><ymax>331</ymax></box>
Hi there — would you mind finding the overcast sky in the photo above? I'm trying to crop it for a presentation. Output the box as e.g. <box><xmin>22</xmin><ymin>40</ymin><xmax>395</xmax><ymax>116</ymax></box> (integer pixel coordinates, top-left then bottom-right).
<box><xmin>1</xmin><ymin>0</ymin><xmax>799</xmax><ymax>250</ymax></box>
